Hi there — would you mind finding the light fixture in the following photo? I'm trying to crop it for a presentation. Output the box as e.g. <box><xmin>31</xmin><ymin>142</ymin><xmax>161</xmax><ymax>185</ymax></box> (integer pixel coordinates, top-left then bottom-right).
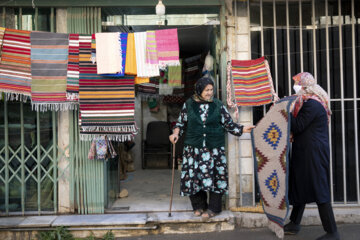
<box><xmin>156</xmin><ymin>0</ymin><xmax>165</xmax><ymax>16</ymax></box>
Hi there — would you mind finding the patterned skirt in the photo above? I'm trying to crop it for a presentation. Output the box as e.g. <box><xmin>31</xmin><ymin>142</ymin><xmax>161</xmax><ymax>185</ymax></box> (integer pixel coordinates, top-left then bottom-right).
<box><xmin>180</xmin><ymin>145</ymin><xmax>228</xmax><ymax>196</ymax></box>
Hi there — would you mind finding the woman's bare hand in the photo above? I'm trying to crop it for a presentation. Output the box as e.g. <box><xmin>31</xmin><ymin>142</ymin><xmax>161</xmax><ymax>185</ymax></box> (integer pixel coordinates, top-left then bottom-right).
<box><xmin>243</xmin><ymin>125</ymin><xmax>255</xmax><ymax>133</ymax></box>
<box><xmin>169</xmin><ymin>133</ymin><xmax>179</xmax><ymax>144</ymax></box>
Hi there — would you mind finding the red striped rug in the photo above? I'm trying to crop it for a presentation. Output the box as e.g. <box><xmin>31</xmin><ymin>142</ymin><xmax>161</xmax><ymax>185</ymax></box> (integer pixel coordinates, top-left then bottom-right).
<box><xmin>66</xmin><ymin>33</ymin><xmax>80</xmax><ymax>104</ymax></box>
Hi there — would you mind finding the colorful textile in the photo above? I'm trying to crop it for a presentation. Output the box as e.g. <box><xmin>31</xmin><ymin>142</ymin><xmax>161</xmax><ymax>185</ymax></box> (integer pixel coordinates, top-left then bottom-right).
<box><xmin>95</xmin><ymin>32</ymin><xmax>122</xmax><ymax>74</ymax></box>
<box><xmin>79</xmin><ymin>35</ymin><xmax>138</xmax><ymax>142</ymax></box>
<box><xmin>0</xmin><ymin>29</ymin><xmax>31</xmax><ymax>101</ymax></box>
<box><xmin>30</xmin><ymin>32</ymin><xmax>69</xmax><ymax>111</ymax></box>
<box><xmin>231</xmin><ymin>57</ymin><xmax>274</xmax><ymax>106</ymax></box>
<box><xmin>183</xmin><ymin>54</ymin><xmax>202</xmax><ymax>99</ymax></box>
<box><xmin>146</xmin><ymin>31</ymin><xmax>158</xmax><ymax>64</ymax></box>
<box><xmin>251</xmin><ymin>96</ymin><xmax>296</xmax><ymax>239</ymax></box>
<box><xmin>134</xmin><ymin>77</ymin><xmax>149</xmax><ymax>84</ymax></box>
<box><xmin>134</xmin><ymin>32</ymin><xmax>159</xmax><ymax>77</ymax></box>
<box><xmin>66</xmin><ymin>33</ymin><xmax>80</xmax><ymax>103</ymax></box>
<box><xmin>137</xmin><ymin>77</ymin><xmax>159</xmax><ymax>99</ymax></box>
<box><xmin>0</xmin><ymin>27</ymin><xmax>5</xmax><ymax>61</ymax></box>
<box><xmin>155</xmin><ymin>29</ymin><xmax>180</xmax><ymax>68</ymax></box>
<box><xmin>291</xmin><ymin>72</ymin><xmax>331</xmax><ymax>122</ymax></box>
<box><xmin>168</xmin><ymin>60</ymin><xmax>182</xmax><ymax>87</ymax></box>
<box><xmin>88</xmin><ymin>136</ymin><xmax>117</xmax><ymax>160</ymax></box>
<box><xmin>125</xmin><ymin>33</ymin><xmax>137</xmax><ymax>75</ymax></box>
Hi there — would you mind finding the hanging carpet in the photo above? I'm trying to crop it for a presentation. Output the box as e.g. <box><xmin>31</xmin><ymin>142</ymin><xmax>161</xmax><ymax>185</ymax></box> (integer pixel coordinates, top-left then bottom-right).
<box><xmin>0</xmin><ymin>29</ymin><xmax>31</xmax><ymax>101</ymax></box>
<box><xmin>137</xmin><ymin>77</ymin><xmax>159</xmax><ymax>99</ymax></box>
<box><xmin>66</xmin><ymin>33</ymin><xmax>80</xmax><ymax>104</ymax></box>
<box><xmin>30</xmin><ymin>32</ymin><xmax>70</xmax><ymax>111</ymax></box>
<box><xmin>231</xmin><ymin>57</ymin><xmax>275</xmax><ymax>106</ymax></box>
<box><xmin>79</xmin><ymin>35</ymin><xmax>137</xmax><ymax>142</ymax></box>
<box><xmin>155</xmin><ymin>29</ymin><xmax>180</xmax><ymax>68</ymax></box>
<box><xmin>251</xmin><ymin>96</ymin><xmax>296</xmax><ymax>239</ymax></box>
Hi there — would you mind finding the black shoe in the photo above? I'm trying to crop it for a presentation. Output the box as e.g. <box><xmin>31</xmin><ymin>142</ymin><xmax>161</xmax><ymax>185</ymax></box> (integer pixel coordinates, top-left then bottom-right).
<box><xmin>316</xmin><ymin>232</ymin><xmax>340</xmax><ymax>240</ymax></box>
<box><xmin>284</xmin><ymin>221</ymin><xmax>301</xmax><ymax>235</ymax></box>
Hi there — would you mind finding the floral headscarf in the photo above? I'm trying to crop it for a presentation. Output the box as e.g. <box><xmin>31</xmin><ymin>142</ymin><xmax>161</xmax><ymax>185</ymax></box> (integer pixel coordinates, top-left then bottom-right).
<box><xmin>292</xmin><ymin>72</ymin><xmax>331</xmax><ymax>122</ymax></box>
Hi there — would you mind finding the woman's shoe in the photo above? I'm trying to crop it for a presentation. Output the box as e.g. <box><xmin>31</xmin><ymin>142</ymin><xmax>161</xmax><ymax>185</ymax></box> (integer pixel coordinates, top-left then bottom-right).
<box><xmin>316</xmin><ymin>232</ymin><xmax>340</xmax><ymax>240</ymax></box>
<box><xmin>193</xmin><ymin>209</ymin><xmax>204</xmax><ymax>217</ymax></box>
<box><xmin>284</xmin><ymin>221</ymin><xmax>301</xmax><ymax>235</ymax></box>
<box><xmin>201</xmin><ymin>210</ymin><xmax>219</xmax><ymax>220</ymax></box>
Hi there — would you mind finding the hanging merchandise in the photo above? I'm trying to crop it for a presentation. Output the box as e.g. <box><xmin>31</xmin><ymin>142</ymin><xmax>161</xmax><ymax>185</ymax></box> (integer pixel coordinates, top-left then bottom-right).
<box><xmin>30</xmin><ymin>32</ymin><xmax>71</xmax><ymax>111</ymax></box>
<box><xmin>137</xmin><ymin>77</ymin><xmax>159</xmax><ymax>99</ymax></box>
<box><xmin>251</xmin><ymin>96</ymin><xmax>296</xmax><ymax>239</ymax></box>
<box><xmin>147</xmin><ymin>97</ymin><xmax>160</xmax><ymax>113</ymax></box>
<box><xmin>0</xmin><ymin>27</ymin><xmax>4</xmax><ymax>61</ymax></box>
<box><xmin>0</xmin><ymin>29</ymin><xmax>32</xmax><ymax>102</ymax></box>
<box><xmin>125</xmin><ymin>33</ymin><xmax>137</xmax><ymax>75</ymax></box>
<box><xmin>134</xmin><ymin>32</ymin><xmax>160</xmax><ymax>78</ymax></box>
<box><xmin>183</xmin><ymin>54</ymin><xmax>202</xmax><ymax>99</ymax></box>
<box><xmin>88</xmin><ymin>136</ymin><xmax>117</xmax><ymax>161</ymax></box>
<box><xmin>95</xmin><ymin>32</ymin><xmax>122</xmax><ymax>74</ymax></box>
<box><xmin>79</xmin><ymin>35</ymin><xmax>138</xmax><ymax>142</ymax></box>
<box><xmin>168</xmin><ymin>59</ymin><xmax>182</xmax><ymax>87</ymax></box>
<box><xmin>145</xmin><ymin>30</ymin><xmax>158</xmax><ymax>64</ymax></box>
<box><xmin>66</xmin><ymin>33</ymin><xmax>80</xmax><ymax>104</ymax></box>
<box><xmin>202</xmin><ymin>51</ymin><xmax>214</xmax><ymax>72</ymax></box>
<box><xmin>229</xmin><ymin>57</ymin><xmax>278</xmax><ymax>108</ymax></box>
<box><xmin>155</xmin><ymin>29</ymin><xmax>180</xmax><ymax>68</ymax></box>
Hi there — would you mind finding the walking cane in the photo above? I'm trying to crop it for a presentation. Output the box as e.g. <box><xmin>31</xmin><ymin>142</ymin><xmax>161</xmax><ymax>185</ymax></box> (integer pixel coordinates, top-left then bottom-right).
<box><xmin>168</xmin><ymin>142</ymin><xmax>176</xmax><ymax>217</ymax></box>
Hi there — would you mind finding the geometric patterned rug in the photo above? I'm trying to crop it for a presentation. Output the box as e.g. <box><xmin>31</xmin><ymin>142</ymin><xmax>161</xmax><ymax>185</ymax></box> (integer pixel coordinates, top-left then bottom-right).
<box><xmin>251</xmin><ymin>96</ymin><xmax>296</xmax><ymax>239</ymax></box>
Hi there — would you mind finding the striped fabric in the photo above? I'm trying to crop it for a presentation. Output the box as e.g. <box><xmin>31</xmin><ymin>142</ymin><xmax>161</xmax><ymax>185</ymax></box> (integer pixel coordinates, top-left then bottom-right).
<box><xmin>66</xmin><ymin>33</ymin><xmax>80</xmax><ymax>103</ymax></box>
<box><xmin>30</xmin><ymin>32</ymin><xmax>69</xmax><ymax>111</ymax></box>
<box><xmin>155</xmin><ymin>29</ymin><xmax>180</xmax><ymax>68</ymax></box>
<box><xmin>79</xmin><ymin>35</ymin><xmax>137</xmax><ymax>142</ymax></box>
<box><xmin>134</xmin><ymin>32</ymin><xmax>159</xmax><ymax>78</ymax></box>
<box><xmin>137</xmin><ymin>77</ymin><xmax>159</xmax><ymax>99</ymax></box>
<box><xmin>231</xmin><ymin>57</ymin><xmax>273</xmax><ymax>106</ymax></box>
<box><xmin>146</xmin><ymin>30</ymin><xmax>158</xmax><ymax>64</ymax></box>
<box><xmin>0</xmin><ymin>27</ymin><xmax>5</xmax><ymax>61</ymax></box>
<box><xmin>0</xmin><ymin>29</ymin><xmax>31</xmax><ymax>101</ymax></box>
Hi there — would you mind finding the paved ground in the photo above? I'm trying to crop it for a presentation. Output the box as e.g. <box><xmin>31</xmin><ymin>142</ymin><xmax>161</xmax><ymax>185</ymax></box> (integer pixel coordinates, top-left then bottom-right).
<box><xmin>120</xmin><ymin>224</ymin><xmax>359</xmax><ymax>240</ymax></box>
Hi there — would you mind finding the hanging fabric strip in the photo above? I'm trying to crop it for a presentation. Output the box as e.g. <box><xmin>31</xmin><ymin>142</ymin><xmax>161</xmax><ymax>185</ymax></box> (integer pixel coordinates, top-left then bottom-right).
<box><xmin>79</xmin><ymin>34</ymin><xmax>138</xmax><ymax>142</ymax></box>
<box><xmin>102</xmin><ymin>33</ymin><xmax>128</xmax><ymax>77</ymax></box>
<box><xmin>66</xmin><ymin>33</ymin><xmax>80</xmax><ymax>105</ymax></box>
<box><xmin>125</xmin><ymin>33</ymin><xmax>137</xmax><ymax>75</ymax></box>
<box><xmin>0</xmin><ymin>29</ymin><xmax>31</xmax><ymax>102</ymax></box>
<box><xmin>168</xmin><ymin>60</ymin><xmax>182</xmax><ymax>87</ymax></box>
<box><xmin>95</xmin><ymin>32</ymin><xmax>122</xmax><ymax>74</ymax></box>
<box><xmin>30</xmin><ymin>31</ymin><xmax>70</xmax><ymax>111</ymax></box>
<box><xmin>155</xmin><ymin>28</ymin><xmax>180</xmax><ymax>68</ymax></box>
<box><xmin>134</xmin><ymin>32</ymin><xmax>160</xmax><ymax>78</ymax></box>
<box><xmin>146</xmin><ymin>30</ymin><xmax>158</xmax><ymax>64</ymax></box>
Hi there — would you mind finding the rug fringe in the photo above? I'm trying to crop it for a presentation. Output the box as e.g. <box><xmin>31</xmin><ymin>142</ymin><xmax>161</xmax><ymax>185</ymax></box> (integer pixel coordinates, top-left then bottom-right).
<box><xmin>81</xmin><ymin>125</ymin><xmax>138</xmax><ymax>134</ymax></box>
<box><xmin>31</xmin><ymin>102</ymin><xmax>78</xmax><ymax>112</ymax></box>
<box><xmin>80</xmin><ymin>133</ymin><xmax>134</xmax><ymax>142</ymax></box>
<box><xmin>268</xmin><ymin>220</ymin><xmax>284</xmax><ymax>239</ymax></box>
<box><xmin>3</xmin><ymin>92</ymin><xmax>30</xmax><ymax>102</ymax></box>
<box><xmin>159</xmin><ymin>60</ymin><xmax>180</xmax><ymax>70</ymax></box>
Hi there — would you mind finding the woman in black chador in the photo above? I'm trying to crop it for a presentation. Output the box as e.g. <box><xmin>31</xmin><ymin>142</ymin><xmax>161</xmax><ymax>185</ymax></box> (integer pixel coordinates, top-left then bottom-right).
<box><xmin>285</xmin><ymin>72</ymin><xmax>339</xmax><ymax>240</ymax></box>
<box><xmin>169</xmin><ymin>77</ymin><xmax>254</xmax><ymax>219</ymax></box>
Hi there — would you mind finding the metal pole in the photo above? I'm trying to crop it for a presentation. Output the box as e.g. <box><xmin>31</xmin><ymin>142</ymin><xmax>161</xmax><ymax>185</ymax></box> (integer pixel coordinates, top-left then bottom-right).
<box><xmin>20</xmin><ymin>102</ymin><xmax>25</xmax><ymax>214</ymax></box>
<box><xmin>273</xmin><ymin>0</ymin><xmax>278</xmax><ymax>94</ymax></box>
<box><xmin>312</xmin><ymin>0</ymin><xmax>317</xmax><ymax>77</ymax></box>
<box><xmin>299</xmin><ymin>0</ymin><xmax>303</xmax><ymax>72</ymax></box>
<box><xmin>286</xmin><ymin>0</ymin><xmax>291</xmax><ymax>95</ymax></box>
<box><xmin>4</xmin><ymin>100</ymin><xmax>9</xmax><ymax>215</ymax></box>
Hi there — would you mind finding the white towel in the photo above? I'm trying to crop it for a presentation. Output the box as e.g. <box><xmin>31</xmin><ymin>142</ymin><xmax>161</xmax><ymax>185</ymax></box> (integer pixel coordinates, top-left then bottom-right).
<box><xmin>134</xmin><ymin>32</ymin><xmax>160</xmax><ymax>78</ymax></box>
<box><xmin>95</xmin><ymin>32</ymin><xmax>122</xmax><ymax>74</ymax></box>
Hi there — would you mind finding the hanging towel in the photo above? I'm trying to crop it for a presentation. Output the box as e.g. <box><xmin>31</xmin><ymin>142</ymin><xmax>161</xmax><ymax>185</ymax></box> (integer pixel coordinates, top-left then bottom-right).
<box><xmin>125</xmin><ymin>33</ymin><xmax>137</xmax><ymax>75</ymax></box>
<box><xmin>168</xmin><ymin>60</ymin><xmax>182</xmax><ymax>87</ymax></box>
<box><xmin>134</xmin><ymin>32</ymin><xmax>159</xmax><ymax>78</ymax></box>
<box><xmin>231</xmin><ymin>57</ymin><xmax>275</xmax><ymax>106</ymax></box>
<box><xmin>66</xmin><ymin>33</ymin><xmax>80</xmax><ymax>104</ymax></box>
<box><xmin>0</xmin><ymin>27</ymin><xmax>5</xmax><ymax>61</ymax></box>
<box><xmin>95</xmin><ymin>32</ymin><xmax>122</xmax><ymax>74</ymax></box>
<box><xmin>0</xmin><ymin>29</ymin><xmax>31</xmax><ymax>101</ymax></box>
<box><xmin>102</xmin><ymin>33</ymin><xmax>128</xmax><ymax>77</ymax></box>
<box><xmin>30</xmin><ymin>32</ymin><xmax>70</xmax><ymax>111</ymax></box>
<box><xmin>146</xmin><ymin>30</ymin><xmax>158</xmax><ymax>64</ymax></box>
<box><xmin>79</xmin><ymin>35</ymin><xmax>138</xmax><ymax>142</ymax></box>
<box><xmin>155</xmin><ymin>29</ymin><xmax>180</xmax><ymax>68</ymax></box>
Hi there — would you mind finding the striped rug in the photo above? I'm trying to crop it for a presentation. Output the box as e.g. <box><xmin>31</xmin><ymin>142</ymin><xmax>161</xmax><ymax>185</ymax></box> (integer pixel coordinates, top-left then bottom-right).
<box><xmin>231</xmin><ymin>57</ymin><xmax>273</xmax><ymax>106</ymax></box>
<box><xmin>79</xmin><ymin>35</ymin><xmax>137</xmax><ymax>142</ymax></box>
<box><xmin>66</xmin><ymin>33</ymin><xmax>80</xmax><ymax>103</ymax></box>
<box><xmin>30</xmin><ymin>32</ymin><xmax>70</xmax><ymax>111</ymax></box>
<box><xmin>0</xmin><ymin>27</ymin><xmax>5</xmax><ymax>61</ymax></box>
<box><xmin>251</xmin><ymin>96</ymin><xmax>296</xmax><ymax>239</ymax></box>
<box><xmin>0</xmin><ymin>29</ymin><xmax>31</xmax><ymax>101</ymax></box>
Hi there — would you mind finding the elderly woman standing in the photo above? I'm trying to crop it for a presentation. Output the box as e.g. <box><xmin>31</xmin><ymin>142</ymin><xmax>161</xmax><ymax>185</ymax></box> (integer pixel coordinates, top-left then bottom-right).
<box><xmin>285</xmin><ymin>72</ymin><xmax>339</xmax><ymax>240</ymax></box>
<box><xmin>169</xmin><ymin>77</ymin><xmax>254</xmax><ymax>219</ymax></box>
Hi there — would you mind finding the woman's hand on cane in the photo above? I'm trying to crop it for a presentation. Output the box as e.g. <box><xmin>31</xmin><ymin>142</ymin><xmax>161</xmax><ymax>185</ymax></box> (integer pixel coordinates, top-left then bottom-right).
<box><xmin>169</xmin><ymin>127</ymin><xmax>180</xmax><ymax>144</ymax></box>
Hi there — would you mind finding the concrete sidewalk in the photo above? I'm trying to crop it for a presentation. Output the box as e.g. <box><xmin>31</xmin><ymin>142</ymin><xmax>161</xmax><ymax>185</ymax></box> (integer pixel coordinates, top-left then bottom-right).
<box><xmin>0</xmin><ymin>207</ymin><xmax>359</xmax><ymax>239</ymax></box>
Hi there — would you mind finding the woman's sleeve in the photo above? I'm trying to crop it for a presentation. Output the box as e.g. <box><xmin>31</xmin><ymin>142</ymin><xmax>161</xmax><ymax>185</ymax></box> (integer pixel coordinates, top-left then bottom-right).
<box><xmin>221</xmin><ymin>105</ymin><xmax>243</xmax><ymax>136</ymax></box>
<box><xmin>174</xmin><ymin>103</ymin><xmax>188</xmax><ymax>137</ymax></box>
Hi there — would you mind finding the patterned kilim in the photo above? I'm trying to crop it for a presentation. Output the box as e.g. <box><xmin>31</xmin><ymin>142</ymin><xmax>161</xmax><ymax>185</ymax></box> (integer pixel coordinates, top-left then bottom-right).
<box><xmin>0</xmin><ymin>29</ymin><xmax>31</xmax><ymax>101</ymax></box>
<box><xmin>79</xmin><ymin>35</ymin><xmax>137</xmax><ymax>142</ymax></box>
<box><xmin>231</xmin><ymin>57</ymin><xmax>273</xmax><ymax>106</ymax></box>
<box><xmin>66</xmin><ymin>33</ymin><xmax>80</xmax><ymax>103</ymax></box>
<box><xmin>251</xmin><ymin>96</ymin><xmax>296</xmax><ymax>239</ymax></box>
<box><xmin>30</xmin><ymin>32</ymin><xmax>70</xmax><ymax>111</ymax></box>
